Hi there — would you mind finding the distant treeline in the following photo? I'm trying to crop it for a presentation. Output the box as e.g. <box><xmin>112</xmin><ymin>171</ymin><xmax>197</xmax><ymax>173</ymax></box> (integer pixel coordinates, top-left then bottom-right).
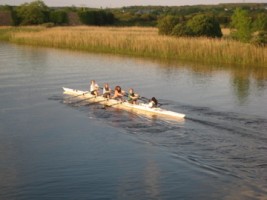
<box><xmin>0</xmin><ymin>0</ymin><xmax>266</xmax><ymax>27</ymax></box>
<box><xmin>0</xmin><ymin>1</ymin><xmax>115</xmax><ymax>26</ymax></box>
<box><xmin>0</xmin><ymin>1</ymin><xmax>266</xmax><ymax>45</ymax></box>
<box><xmin>115</xmin><ymin>3</ymin><xmax>267</xmax><ymax>27</ymax></box>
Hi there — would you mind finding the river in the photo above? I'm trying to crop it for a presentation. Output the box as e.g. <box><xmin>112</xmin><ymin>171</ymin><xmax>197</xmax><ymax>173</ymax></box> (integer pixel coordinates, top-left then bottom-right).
<box><xmin>0</xmin><ymin>42</ymin><xmax>267</xmax><ymax>200</ymax></box>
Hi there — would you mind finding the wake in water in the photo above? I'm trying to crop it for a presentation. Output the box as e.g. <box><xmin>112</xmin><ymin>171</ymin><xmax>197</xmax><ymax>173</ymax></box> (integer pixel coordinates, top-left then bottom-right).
<box><xmin>54</xmin><ymin>94</ymin><xmax>267</xmax><ymax>198</ymax></box>
<box><xmin>57</xmin><ymin>94</ymin><xmax>267</xmax><ymax>143</ymax></box>
<box><xmin>181</xmin><ymin>104</ymin><xmax>267</xmax><ymax>141</ymax></box>
<box><xmin>163</xmin><ymin>100</ymin><xmax>267</xmax><ymax>198</ymax></box>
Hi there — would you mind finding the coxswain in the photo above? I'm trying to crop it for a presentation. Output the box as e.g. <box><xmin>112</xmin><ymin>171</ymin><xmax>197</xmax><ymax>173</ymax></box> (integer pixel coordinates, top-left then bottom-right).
<box><xmin>148</xmin><ymin>97</ymin><xmax>158</xmax><ymax>108</ymax></box>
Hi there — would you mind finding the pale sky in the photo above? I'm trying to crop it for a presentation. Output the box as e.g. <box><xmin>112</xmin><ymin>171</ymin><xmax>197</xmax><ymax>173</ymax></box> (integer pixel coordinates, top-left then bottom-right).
<box><xmin>1</xmin><ymin>0</ymin><xmax>266</xmax><ymax>8</ymax></box>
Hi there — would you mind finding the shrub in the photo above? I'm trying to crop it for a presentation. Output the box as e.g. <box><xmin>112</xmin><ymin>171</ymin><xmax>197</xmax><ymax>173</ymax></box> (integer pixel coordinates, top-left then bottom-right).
<box><xmin>158</xmin><ymin>15</ymin><xmax>179</xmax><ymax>35</ymax></box>
<box><xmin>158</xmin><ymin>14</ymin><xmax>222</xmax><ymax>38</ymax></box>
<box><xmin>41</xmin><ymin>22</ymin><xmax>55</xmax><ymax>28</ymax></box>
<box><xmin>251</xmin><ymin>31</ymin><xmax>267</xmax><ymax>46</ymax></box>
<box><xmin>186</xmin><ymin>14</ymin><xmax>222</xmax><ymax>38</ymax></box>
<box><xmin>171</xmin><ymin>23</ymin><xmax>193</xmax><ymax>37</ymax></box>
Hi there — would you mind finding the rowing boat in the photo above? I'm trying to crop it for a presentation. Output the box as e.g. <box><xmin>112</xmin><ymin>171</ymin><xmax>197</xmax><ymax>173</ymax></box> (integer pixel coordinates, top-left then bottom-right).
<box><xmin>63</xmin><ymin>87</ymin><xmax>185</xmax><ymax>121</ymax></box>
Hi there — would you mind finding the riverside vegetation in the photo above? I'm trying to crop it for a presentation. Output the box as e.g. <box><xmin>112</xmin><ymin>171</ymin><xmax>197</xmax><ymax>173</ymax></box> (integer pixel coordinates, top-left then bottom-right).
<box><xmin>0</xmin><ymin>26</ymin><xmax>266</xmax><ymax>67</ymax></box>
<box><xmin>0</xmin><ymin>1</ymin><xmax>266</xmax><ymax>67</ymax></box>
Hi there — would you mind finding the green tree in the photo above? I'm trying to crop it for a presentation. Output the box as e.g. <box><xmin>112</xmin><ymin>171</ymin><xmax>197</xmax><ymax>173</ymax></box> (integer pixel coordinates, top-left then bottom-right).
<box><xmin>0</xmin><ymin>5</ymin><xmax>12</xmax><ymax>11</ymax></box>
<box><xmin>105</xmin><ymin>12</ymin><xmax>115</xmax><ymax>25</ymax></box>
<box><xmin>186</xmin><ymin>14</ymin><xmax>222</xmax><ymax>38</ymax></box>
<box><xmin>230</xmin><ymin>8</ymin><xmax>252</xmax><ymax>42</ymax></box>
<box><xmin>171</xmin><ymin>23</ymin><xmax>193</xmax><ymax>37</ymax></box>
<box><xmin>78</xmin><ymin>10</ymin><xmax>114</xmax><ymax>26</ymax></box>
<box><xmin>94</xmin><ymin>11</ymin><xmax>105</xmax><ymax>25</ymax></box>
<box><xmin>157</xmin><ymin>15</ymin><xmax>179</xmax><ymax>35</ymax></box>
<box><xmin>78</xmin><ymin>10</ymin><xmax>95</xmax><ymax>25</ymax></box>
<box><xmin>16</xmin><ymin>0</ymin><xmax>49</xmax><ymax>25</ymax></box>
<box><xmin>253</xmin><ymin>13</ymin><xmax>267</xmax><ymax>31</ymax></box>
<box><xmin>49</xmin><ymin>10</ymin><xmax>68</xmax><ymax>25</ymax></box>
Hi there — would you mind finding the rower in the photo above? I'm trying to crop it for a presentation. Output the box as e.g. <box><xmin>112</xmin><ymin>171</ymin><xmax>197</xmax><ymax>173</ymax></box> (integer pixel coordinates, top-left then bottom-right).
<box><xmin>90</xmin><ymin>80</ymin><xmax>99</xmax><ymax>97</ymax></box>
<box><xmin>148</xmin><ymin>97</ymin><xmax>158</xmax><ymax>108</ymax></box>
<box><xmin>102</xmin><ymin>83</ymin><xmax>111</xmax><ymax>99</ymax></box>
<box><xmin>112</xmin><ymin>85</ymin><xmax>125</xmax><ymax>101</ymax></box>
<box><xmin>128</xmin><ymin>88</ymin><xmax>139</xmax><ymax>104</ymax></box>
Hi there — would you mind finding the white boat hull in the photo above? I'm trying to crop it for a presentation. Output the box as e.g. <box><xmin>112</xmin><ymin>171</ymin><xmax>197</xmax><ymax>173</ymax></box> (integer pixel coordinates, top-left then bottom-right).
<box><xmin>63</xmin><ymin>87</ymin><xmax>185</xmax><ymax>121</ymax></box>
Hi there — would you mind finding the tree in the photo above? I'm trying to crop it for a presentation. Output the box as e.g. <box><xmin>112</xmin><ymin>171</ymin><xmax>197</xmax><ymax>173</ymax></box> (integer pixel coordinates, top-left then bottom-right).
<box><xmin>94</xmin><ymin>11</ymin><xmax>105</xmax><ymax>25</ymax></box>
<box><xmin>230</xmin><ymin>8</ymin><xmax>252</xmax><ymax>42</ymax></box>
<box><xmin>186</xmin><ymin>14</ymin><xmax>222</xmax><ymax>38</ymax></box>
<box><xmin>78</xmin><ymin>10</ymin><xmax>95</xmax><ymax>25</ymax></box>
<box><xmin>171</xmin><ymin>23</ymin><xmax>193</xmax><ymax>37</ymax></box>
<box><xmin>157</xmin><ymin>15</ymin><xmax>179</xmax><ymax>35</ymax></box>
<box><xmin>16</xmin><ymin>0</ymin><xmax>49</xmax><ymax>25</ymax></box>
<box><xmin>49</xmin><ymin>10</ymin><xmax>68</xmax><ymax>25</ymax></box>
<box><xmin>253</xmin><ymin>13</ymin><xmax>267</xmax><ymax>32</ymax></box>
<box><xmin>105</xmin><ymin>12</ymin><xmax>115</xmax><ymax>25</ymax></box>
<box><xmin>78</xmin><ymin>10</ymin><xmax>114</xmax><ymax>26</ymax></box>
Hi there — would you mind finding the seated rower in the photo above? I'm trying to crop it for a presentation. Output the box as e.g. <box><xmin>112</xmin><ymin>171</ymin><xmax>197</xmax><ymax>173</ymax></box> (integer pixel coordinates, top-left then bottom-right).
<box><xmin>148</xmin><ymin>97</ymin><xmax>158</xmax><ymax>108</ymax></box>
<box><xmin>102</xmin><ymin>83</ymin><xmax>111</xmax><ymax>99</ymax></box>
<box><xmin>128</xmin><ymin>88</ymin><xmax>139</xmax><ymax>104</ymax></box>
<box><xmin>90</xmin><ymin>80</ymin><xmax>99</xmax><ymax>97</ymax></box>
<box><xmin>112</xmin><ymin>86</ymin><xmax>125</xmax><ymax>101</ymax></box>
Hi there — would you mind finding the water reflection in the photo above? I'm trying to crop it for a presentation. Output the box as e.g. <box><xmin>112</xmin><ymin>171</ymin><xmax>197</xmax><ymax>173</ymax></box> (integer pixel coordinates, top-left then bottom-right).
<box><xmin>148</xmin><ymin>59</ymin><xmax>267</xmax><ymax>105</ymax></box>
<box><xmin>232</xmin><ymin>73</ymin><xmax>250</xmax><ymax>105</ymax></box>
<box><xmin>231</xmin><ymin>67</ymin><xmax>267</xmax><ymax>105</ymax></box>
<box><xmin>143</xmin><ymin>159</ymin><xmax>161</xmax><ymax>199</ymax></box>
<box><xmin>160</xmin><ymin>59</ymin><xmax>267</xmax><ymax>84</ymax></box>
<box><xmin>117</xmin><ymin>153</ymin><xmax>161</xmax><ymax>199</ymax></box>
<box><xmin>0</xmin><ymin>140</ymin><xmax>19</xmax><ymax>199</ymax></box>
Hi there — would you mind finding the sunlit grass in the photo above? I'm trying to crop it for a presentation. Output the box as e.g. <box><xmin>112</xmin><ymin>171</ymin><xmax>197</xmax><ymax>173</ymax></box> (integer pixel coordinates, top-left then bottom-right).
<box><xmin>1</xmin><ymin>26</ymin><xmax>266</xmax><ymax>67</ymax></box>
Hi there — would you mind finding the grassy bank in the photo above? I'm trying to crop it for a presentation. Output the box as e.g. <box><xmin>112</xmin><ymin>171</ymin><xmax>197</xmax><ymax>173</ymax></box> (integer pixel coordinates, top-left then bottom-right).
<box><xmin>1</xmin><ymin>26</ymin><xmax>266</xmax><ymax>67</ymax></box>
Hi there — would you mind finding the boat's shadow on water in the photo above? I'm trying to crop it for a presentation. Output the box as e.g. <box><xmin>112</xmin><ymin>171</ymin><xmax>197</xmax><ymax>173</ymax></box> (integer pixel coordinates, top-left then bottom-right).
<box><xmin>55</xmin><ymin>94</ymin><xmax>185</xmax><ymax>132</ymax></box>
<box><xmin>82</xmin><ymin>103</ymin><xmax>185</xmax><ymax>135</ymax></box>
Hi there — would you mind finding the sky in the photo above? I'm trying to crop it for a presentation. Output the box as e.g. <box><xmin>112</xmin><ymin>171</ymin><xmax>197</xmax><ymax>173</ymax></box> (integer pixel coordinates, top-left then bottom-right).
<box><xmin>1</xmin><ymin>0</ymin><xmax>266</xmax><ymax>8</ymax></box>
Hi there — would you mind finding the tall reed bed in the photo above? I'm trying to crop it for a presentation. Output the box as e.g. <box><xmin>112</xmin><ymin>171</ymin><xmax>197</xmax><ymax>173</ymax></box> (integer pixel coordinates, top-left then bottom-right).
<box><xmin>2</xmin><ymin>26</ymin><xmax>266</xmax><ymax>67</ymax></box>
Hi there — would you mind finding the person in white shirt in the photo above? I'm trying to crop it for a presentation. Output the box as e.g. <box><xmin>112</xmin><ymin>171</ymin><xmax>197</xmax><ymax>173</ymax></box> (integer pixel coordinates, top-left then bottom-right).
<box><xmin>90</xmin><ymin>80</ymin><xmax>99</xmax><ymax>96</ymax></box>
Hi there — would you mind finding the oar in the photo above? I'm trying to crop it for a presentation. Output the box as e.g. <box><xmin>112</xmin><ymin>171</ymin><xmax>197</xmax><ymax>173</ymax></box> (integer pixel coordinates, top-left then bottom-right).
<box><xmin>71</xmin><ymin>95</ymin><xmax>96</xmax><ymax>104</ymax></box>
<box><xmin>105</xmin><ymin>101</ymin><xmax>123</xmax><ymax>108</ymax></box>
<box><xmin>139</xmin><ymin>96</ymin><xmax>150</xmax><ymax>102</ymax></box>
<box><xmin>123</xmin><ymin>91</ymin><xmax>149</xmax><ymax>102</ymax></box>
<box><xmin>65</xmin><ymin>91</ymin><xmax>90</xmax><ymax>100</ymax></box>
<box><xmin>124</xmin><ymin>91</ymin><xmax>165</xmax><ymax>107</ymax></box>
<box><xmin>83</xmin><ymin>99</ymin><xmax>108</xmax><ymax>106</ymax></box>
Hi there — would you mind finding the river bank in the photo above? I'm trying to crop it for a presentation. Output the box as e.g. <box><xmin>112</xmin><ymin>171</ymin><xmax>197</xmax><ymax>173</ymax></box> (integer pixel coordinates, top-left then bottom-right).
<box><xmin>0</xmin><ymin>26</ymin><xmax>266</xmax><ymax>67</ymax></box>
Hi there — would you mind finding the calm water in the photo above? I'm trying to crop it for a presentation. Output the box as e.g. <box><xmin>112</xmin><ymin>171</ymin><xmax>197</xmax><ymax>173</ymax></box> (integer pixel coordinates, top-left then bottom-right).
<box><xmin>0</xmin><ymin>42</ymin><xmax>267</xmax><ymax>200</ymax></box>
